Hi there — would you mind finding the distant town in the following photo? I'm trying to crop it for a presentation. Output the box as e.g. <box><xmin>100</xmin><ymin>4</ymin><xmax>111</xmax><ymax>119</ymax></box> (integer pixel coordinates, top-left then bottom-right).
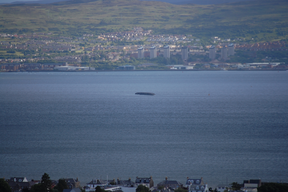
<box><xmin>2</xmin><ymin>174</ymin><xmax>288</xmax><ymax>192</ymax></box>
<box><xmin>0</xmin><ymin>27</ymin><xmax>287</xmax><ymax>72</ymax></box>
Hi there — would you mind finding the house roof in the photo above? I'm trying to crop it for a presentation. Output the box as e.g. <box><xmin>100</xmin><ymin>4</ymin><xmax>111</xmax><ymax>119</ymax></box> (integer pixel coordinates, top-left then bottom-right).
<box><xmin>116</xmin><ymin>179</ymin><xmax>135</xmax><ymax>186</ymax></box>
<box><xmin>8</xmin><ymin>181</ymin><xmax>31</xmax><ymax>189</ymax></box>
<box><xmin>135</xmin><ymin>177</ymin><xmax>152</xmax><ymax>184</ymax></box>
<box><xmin>157</xmin><ymin>179</ymin><xmax>182</xmax><ymax>186</ymax></box>
<box><xmin>9</xmin><ymin>177</ymin><xmax>28</xmax><ymax>182</ymax></box>
<box><xmin>65</xmin><ymin>178</ymin><xmax>78</xmax><ymax>183</ymax></box>
<box><xmin>87</xmin><ymin>179</ymin><xmax>107</xmax><ymax>185</ymax></box>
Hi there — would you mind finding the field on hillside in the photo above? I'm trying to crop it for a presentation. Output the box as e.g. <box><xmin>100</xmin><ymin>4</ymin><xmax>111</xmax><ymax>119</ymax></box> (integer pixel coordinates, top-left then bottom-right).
<box><xmin>0</xmin><ymin>0</ymin><xmax>287</xmax><ymax>40</ymax></box>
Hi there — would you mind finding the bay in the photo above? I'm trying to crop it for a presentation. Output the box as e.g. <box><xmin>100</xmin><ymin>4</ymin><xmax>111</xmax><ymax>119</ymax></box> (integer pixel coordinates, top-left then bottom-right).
<box><xmin>0</xmin><ymin>71</ymin><xmax>287</xmax><ymax>187</ymax></box>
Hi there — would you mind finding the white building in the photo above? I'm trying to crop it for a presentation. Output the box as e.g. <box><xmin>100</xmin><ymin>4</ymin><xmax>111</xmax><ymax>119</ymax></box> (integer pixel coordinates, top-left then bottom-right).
<box><xmin>138</xmin><ymin>46</ymin><xmax>144</xmax><ymax>59</ymax></box>
<box><xmin>54</xmin><ymin>66</ymin><xmax>93</xmax><ymax>71</ymax></box>
<box><xmin>135</xmin><ymin>177</ymin><xmax>154</xmax><ymax>188</ymax></box>
<box><xmin>170</xmin><ymin>65</ymin><xmax>194</xmax><ymax>70</ymax></box>
<box><xmin>185</xmin><ymin>178</ymin><xmax>208</xmax><ymax>192</ymax></box>
<box><xmin>209</xmin><ymin>46</ymin><xmax>216</xmax><ymax>60</ymax></box>
<box><xmin>221</xmin><ymin>46</ymin><xmax>227</xmax><ymax>61</ymax></box>
<box><xmin>215</xmin><ymin>184</ymin><xmax>228</xmax><ymax>192</ymax></box>
<box><xmin>228</xmin><ymin>43</ymin><xmax>235</xmax><ymax>56</ymax></box>
<box><xmin>150</xmin><ymin>46</ymin><xmax>157</xmax><ymax>59</ymax></box>
<box><xmin>86</xmin><ymin>179</ymin><xmax>108</xmax><ymax>189</ymax></box>
<box><xmin>189</xmin><ymin>184</ymin><xmax>209</xmax><ymax>192</ymax></box>
<box><xmin>181</xmin><ymin>46</ymin><xmax>188</xmax><ymax>60</ymax></box>
<box><xmin>163</xmin><ymin>45</ymin><xmax>170</xmax><ymax>59</ymax></box>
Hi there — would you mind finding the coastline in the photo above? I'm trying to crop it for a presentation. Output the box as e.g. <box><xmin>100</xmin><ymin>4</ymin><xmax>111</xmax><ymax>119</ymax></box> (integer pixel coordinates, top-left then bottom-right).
<box><xmin>1</xmin><ymin>68</ymin><xmax>287</xmax><ymax>72</ymax></box>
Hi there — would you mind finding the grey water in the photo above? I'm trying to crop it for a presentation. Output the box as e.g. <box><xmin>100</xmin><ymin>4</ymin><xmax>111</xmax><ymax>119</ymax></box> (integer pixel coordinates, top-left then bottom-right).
<box><xmin>0</xmin><ymin>71</ymin><xmax>288</xmax><ymax>187</ymax></box>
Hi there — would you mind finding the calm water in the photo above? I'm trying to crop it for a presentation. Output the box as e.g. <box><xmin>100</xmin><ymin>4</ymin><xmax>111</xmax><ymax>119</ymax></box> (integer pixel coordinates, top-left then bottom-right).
<box><xmin>0</xmin><ymin>71</ymin><xmax>288</xmax><ymax>187</ymax></box>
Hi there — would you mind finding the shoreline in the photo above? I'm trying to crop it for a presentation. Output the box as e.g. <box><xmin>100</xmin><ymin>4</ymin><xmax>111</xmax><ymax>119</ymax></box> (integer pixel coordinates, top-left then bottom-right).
<box><xmin>1</xmin><ymin>69</ymin><xmax>287</xmax><ymax>72</ymax></box>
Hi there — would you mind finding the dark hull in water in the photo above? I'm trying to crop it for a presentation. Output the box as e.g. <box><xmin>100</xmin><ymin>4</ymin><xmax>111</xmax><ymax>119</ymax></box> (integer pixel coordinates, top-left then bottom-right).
<box><xmin>135</xmin><ymin>92</ymin><xmax>155</xmax><ymax>96</ymax></box>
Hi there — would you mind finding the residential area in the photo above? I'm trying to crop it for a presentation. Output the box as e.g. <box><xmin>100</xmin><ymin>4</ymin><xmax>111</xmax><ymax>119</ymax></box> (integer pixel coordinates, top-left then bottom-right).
<box><xmin>2</xmin><ymin>174</ymin><xmax>285</xmax><ymax>192</ymax></box>
<box><xmin>0</xmin><ymin>27</ymin><xmax>287</xmax><ymax>72</ymax></box>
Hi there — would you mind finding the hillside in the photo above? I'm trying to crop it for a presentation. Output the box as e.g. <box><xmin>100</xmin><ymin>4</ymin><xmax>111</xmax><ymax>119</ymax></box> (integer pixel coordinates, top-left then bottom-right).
<box><xmin>0</xmin><ymin>0</ymin><xmax>287</xmax><ymax>41</ymax></box>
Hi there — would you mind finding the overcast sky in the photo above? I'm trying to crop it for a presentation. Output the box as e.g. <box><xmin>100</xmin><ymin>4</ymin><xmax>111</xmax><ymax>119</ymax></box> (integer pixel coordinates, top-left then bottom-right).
<box><xmin>0</xmin><ymin>0</ymin><xmax>31</xmax><ymax>2</ymax></box>
<box><xmin>0</xmin><ymin>0</ymin><xmax>38</xmax><ymax>3</ymax></box>
<box><xmin>0</xmin><ymin>0</ymin><xmax>250</xmax><ymax>4</ymax></box>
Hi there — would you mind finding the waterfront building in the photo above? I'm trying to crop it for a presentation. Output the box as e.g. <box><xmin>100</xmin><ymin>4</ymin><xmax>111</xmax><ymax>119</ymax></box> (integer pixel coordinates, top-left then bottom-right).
<box><xmin>242</xmin><ymin>179</ymin><xmax>262</xmax><ymax>192</ymax></box>
<box><xmin>117</xmin><ymin>65</ymin><xmax>135</xmax><ymax>70</ymax></box>
<box><xmin>188</xmin><ymin>184</ymin><xmax>209</xmax><ymax>192</ymax></box>
<box><xmin>135</xmin><ymin>177</ymin><xmax>154</xmax><ymax>188</ymax></box>
<box><xmin>209</xmin><ymin>46</ymin><xmax>216</xmax><ymax>60</ymax></box>
<box><xmin>7</xmin><ymin>177</ymin><xmax>31</xmax><ymax>192</ymax></box>
<box><xmin>87</xmin><ymin>179</ymin><xmax>108</xmax><ymax>189</ymax></box>
<box><xmin>216</xmin><ymin>184</ymin><xmax>229</xmax><ymax>192</ymax></box>
<box><xmin>138</xmin><ymin>46</ymin><xmax>144</xmax><ymax>59</ymax></box>
<box><xmin>181</xmin><ymin>46</ymin><xmax>188</xmax><ymax>60</ymax></box>
<box><xmin>185</xmin><ymin>177</ymin><xmax>208</xmax><ymax>192</ymax></box>
<box><xmin>116</xmin><ymin>178</ymin><xmax>135</xmax><ymax>187</ymax></box>
<box><xmin>221</xmin><ymin>46</ymin><xmax>228</xmax><ymax>61</ymax></box>
<box><xmin>228</xmin><ymin>43</ymin><xmax>235</xmax><ymax>56</ymax></box>
<box><xmin>64</xmin><ymin>178</ymin><xmax>80</xmax><ymax>189</ymax></box>
<box><xmin>150</xmin><ymin>46</ymin><xmax>157</xmax><ymax>59</ymax></box>
<box><xmin>185</xmin><ymin>177</ymin><xmax>204</xmax><ymax>188</ymax></box>
<box><xmin>170</xmin><ymin>65</ymin><xmax>194</xmax><ymax>70</ymax></box>
<box><xmin>157</xmin><ymin>177</ymin><xmax>183</xmax><ymax>190</ymax></box>
<box><xmin>163</xmin><ymin>45</ymin><xmax>170</xmax><ymax>59</ymax></box>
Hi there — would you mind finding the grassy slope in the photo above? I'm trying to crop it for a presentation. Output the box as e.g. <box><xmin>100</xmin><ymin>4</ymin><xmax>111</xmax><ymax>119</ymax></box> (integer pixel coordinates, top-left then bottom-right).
<box><xmin>0</xmin><ymin>0</ymin><xmax>287</xmax><ymax>40</ymax></box>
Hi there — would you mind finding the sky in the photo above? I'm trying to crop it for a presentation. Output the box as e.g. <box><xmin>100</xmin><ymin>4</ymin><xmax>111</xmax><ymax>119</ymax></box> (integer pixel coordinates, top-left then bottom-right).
<box><xmin>0</xmin><ymin>0</ymin><xmax>251</xmax><ymax>4</ymax></box>
<box><xmin>0</xmin><ymin>0</ymin><xmax>38</xmax><ymax>3</ymax></box>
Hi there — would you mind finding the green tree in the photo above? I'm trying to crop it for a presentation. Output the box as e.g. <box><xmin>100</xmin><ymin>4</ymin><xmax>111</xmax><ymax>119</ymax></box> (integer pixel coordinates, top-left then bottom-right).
<box><xmin>54</xmin><ymin>179</ymin><xmax>68</xmax><ymax>192</ymax></box>
<box><xmin>30</xmin><ymin>183</ymin><xmax>42</xmax><ymax>192</ymax></box>
<box><xmin>257</xmin><ymin>183</ymin><xmax>288</xmax><ymax>192</ymax></box>
<box><xmin>41</xmin><ymin>173</ymin><xmax>52</xmax><ymax>192</ymax></box>
<box><xmin>157</xmin><ymin>186</ymin><xmax>164</xmax><ymax>190</ymax></box>
<box><xmin>22</xmin><ymin>187</ymin><xmax>30</xmax><ymax>192</ymax></box>
<box><xmin>230</xmin><ymin>182</ymin><xmax>241</xmax><ymax>191</ymax></box>
<box><xmin>136</xmin><ymin>185</ymin><xmax>150</xmax><ymax>192</ymax></box>
<box><xmin>174</xmin><ymin>188</ymin><xmax>187</xmax><ymax>192</ymax></box>
<box><xmin>0</xmin><ymin>178</ymin><xmax>12</xmax><ymax>192</ymax></box>
<box><xmin>95</xmin><ymin>186</ymin><xmax>106</xmax><ymax>192</ymax></box>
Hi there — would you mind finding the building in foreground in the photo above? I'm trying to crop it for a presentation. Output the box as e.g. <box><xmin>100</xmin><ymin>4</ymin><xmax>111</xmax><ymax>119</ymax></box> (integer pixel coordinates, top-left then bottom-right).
<box><xmin>135</xmin><ymin>177</ymin><xmax>154</xmax><ymax>188</ymax></box>
<box><xmin>64</xmin><ymin>178</ymin><xmax>80</xmax><ymax>189</ymax></box>
<box><xmin>7</xmin><ymin>177</ymin><xmax>31</xmax><ymax>192</ymax></box>
<box><xmin>185</xmin><ymin>177</ymin><xmax>208</xmax><ymax>192</ymax></box>
<box><xmin>157</xmin><ymin>177</ymin><xmax>182</xmax><ymax>190</ymax></box>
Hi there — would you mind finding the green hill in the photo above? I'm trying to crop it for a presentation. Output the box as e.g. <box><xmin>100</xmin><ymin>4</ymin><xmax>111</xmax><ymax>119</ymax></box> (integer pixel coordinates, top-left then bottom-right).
<box><xmin>0</xmin><ymin>0</ymin><xmax>287</xmax><ymax>41</ymax></box>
